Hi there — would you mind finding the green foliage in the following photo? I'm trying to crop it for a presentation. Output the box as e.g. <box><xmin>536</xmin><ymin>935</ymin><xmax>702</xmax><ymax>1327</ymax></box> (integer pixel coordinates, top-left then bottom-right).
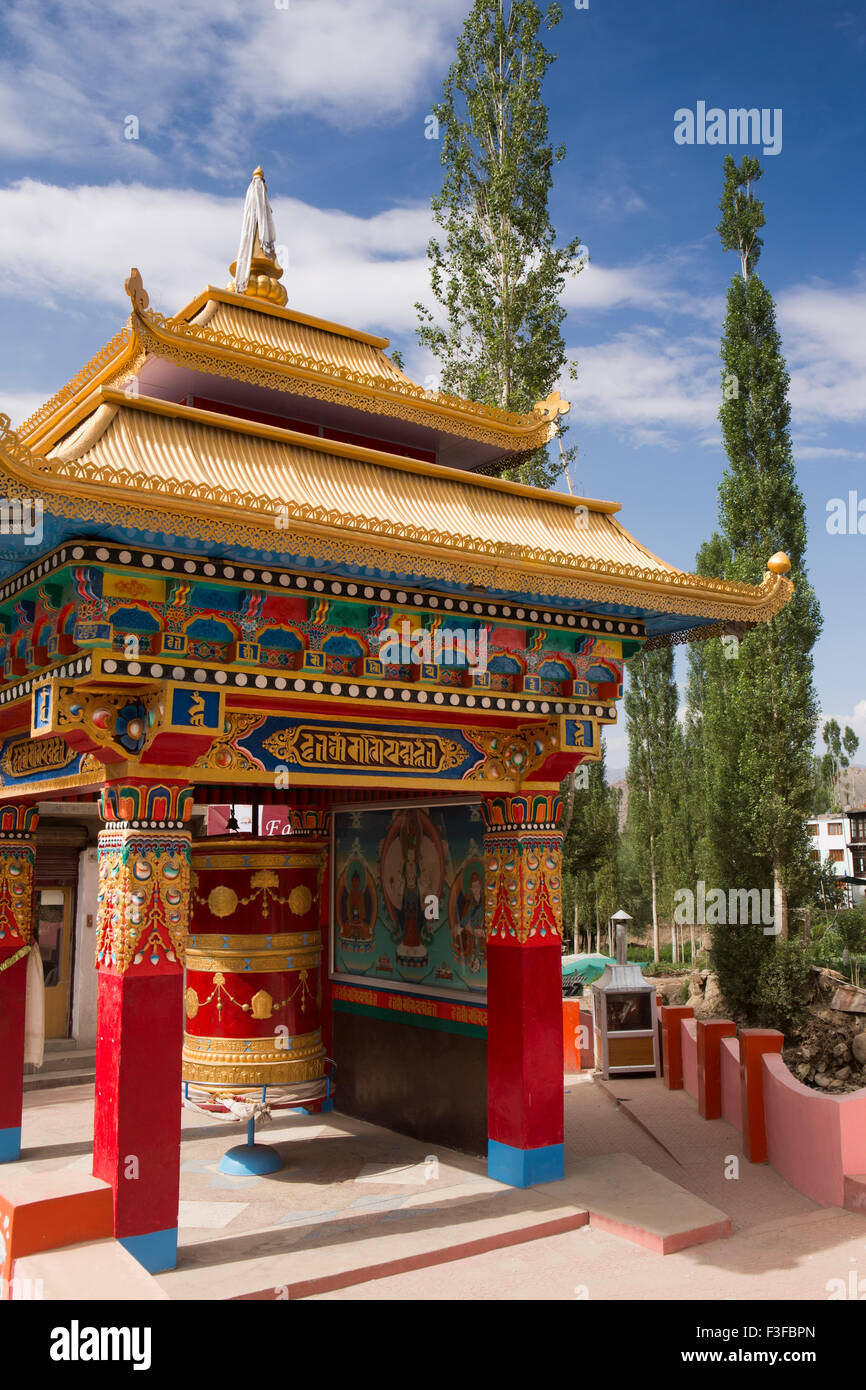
<box><xmin>828</xmin><ymin>905</ymin><xmax>866</xmax><ymax>969</ymax></box>
<box><xmin>684</xmin><ymin>157</ymin><xmax>822</xmax><ymax>952</ymax></box>
<box><xmin>754</xmin><ymin>940</ymin><xmax>813</xmax><ymax>1036</ymax></box>
<box><xmin>561</xmin><ymin>743</ymin><xmax>620</xmax><ymax>952</ymax></box>
<box><xmin>716</xmin><ymin>153</ymin><xmax>765</xmax><ymax>282</ymax></box>
<box><xmin>622</xmin><ymin>647</ymin><xmax>683</xmax><ymax>959</ymax></box>
<box><xmin>710</xmin><ymin>922</ymin><xmax>775</xmax><ymax>1023</ymax></box>
<box><xmin>416</xmin><ymin>0</ymin><xmax>583</xmax><ymax>487</ymax></box>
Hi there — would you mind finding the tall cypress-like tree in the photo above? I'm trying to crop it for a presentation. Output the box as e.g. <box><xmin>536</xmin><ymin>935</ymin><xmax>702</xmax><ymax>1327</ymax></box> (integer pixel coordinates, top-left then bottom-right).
<box><xmin>561</xmin><ymin>746</ymin><xmax>620</xmax><ymax>953</ymax></box>
<box><xmin>416</xmin><ymin>0</ymin><xmax>583</xmax><ymax>487</ymax></box>
<box><xmin>704</xmin><ymin>156</ymin><xmax>822</xmax><ymax>942</ymax></box>
<box><xmin>623</xmin><ymin>647</ymin><xmax>680</xmax><ymax>962</ymax></box>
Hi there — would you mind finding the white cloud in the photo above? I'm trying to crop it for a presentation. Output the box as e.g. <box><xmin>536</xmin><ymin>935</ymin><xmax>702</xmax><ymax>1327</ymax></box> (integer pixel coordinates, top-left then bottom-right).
<box><xmin>0</xmin><ymin>179</ymin><xmax>434</xmax><ymax>333</ymax></box>
<box><xmin>779</xmin><ymin>281</ymin><xmax>866</xmax><ymax>426</ymax></box>
<box><xmin>564</xmin><ymin>328</ymin><xmax>720</xmax><ymax>444</ymax></box>
<box><xmin>795</xmin><ymin>445</ymin><xmax>866</xmax><ymax>461</ymax></box>
<box><xmin>0</xmin><ymin>0</ymin><xmax>471</xmax><ymax>169</ymax></box>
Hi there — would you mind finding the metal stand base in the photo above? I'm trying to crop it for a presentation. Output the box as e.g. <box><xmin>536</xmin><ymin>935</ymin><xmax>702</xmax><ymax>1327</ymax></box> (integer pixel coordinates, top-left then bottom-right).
<box><xmin>219</xmin><ymin>1142</ymin><xmax>284</xmax><ymax>1176</ymax></box>
<box><xmin>218</xmin><ymin>1116</ymin><xmax>283</xmax><ymax>1175</ymax></box>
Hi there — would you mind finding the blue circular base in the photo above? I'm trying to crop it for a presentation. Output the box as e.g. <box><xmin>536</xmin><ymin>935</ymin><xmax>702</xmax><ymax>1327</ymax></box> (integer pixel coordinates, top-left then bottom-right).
<box><xmin>219</xmin><ymin>1143</ymin><xmax>284</xmax><ymax>1176</ymax></box>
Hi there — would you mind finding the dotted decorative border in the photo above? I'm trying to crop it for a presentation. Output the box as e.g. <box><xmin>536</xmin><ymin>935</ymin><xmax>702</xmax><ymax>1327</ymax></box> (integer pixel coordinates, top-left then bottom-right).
<box><xmin>103</xmin><ymin>820</ymin><xmax>189</xmax><ymax>832</ymax></box>
<box><xmin>0</xmin><ymin>655</ymin><xmax>93</xmax><ymax>706</ymax></box>
<box><xmin>0</xmin><ymin>539</ymin><xmax>646</xmax><ymax>637</ymax></box>
<box><xmin>97</xmin><ymin>654</ymin><xmax>617</xmax><ymax>721</ymax></box>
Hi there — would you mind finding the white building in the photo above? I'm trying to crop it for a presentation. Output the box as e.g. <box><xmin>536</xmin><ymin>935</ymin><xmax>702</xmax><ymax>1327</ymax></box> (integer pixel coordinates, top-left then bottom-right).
<box><xmin>806</xmin><ymin>810</ymin><xmax>866</xmax><ymax>908</ymax></box>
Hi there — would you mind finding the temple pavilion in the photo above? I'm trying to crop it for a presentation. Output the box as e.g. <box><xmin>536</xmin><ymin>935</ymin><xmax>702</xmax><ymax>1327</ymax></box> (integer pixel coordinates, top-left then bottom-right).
<box><xmin>0</xmin><ymin>169</ymin><xmax>793</xmax><ymax>1273</ymax></box>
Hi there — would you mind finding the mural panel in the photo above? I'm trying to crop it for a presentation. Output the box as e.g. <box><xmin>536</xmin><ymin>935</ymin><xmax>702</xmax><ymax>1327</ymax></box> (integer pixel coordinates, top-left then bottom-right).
<box><xmin>332</xmin><ymin>799</ymin><xmax>486</xmax><ymax>999</ymax></box>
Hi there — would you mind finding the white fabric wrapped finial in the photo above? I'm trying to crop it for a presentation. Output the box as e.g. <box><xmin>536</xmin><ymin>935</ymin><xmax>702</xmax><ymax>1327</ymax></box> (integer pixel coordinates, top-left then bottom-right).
<box><xmin>233</xmin><ymin>172</ymin><xmax>279</xmax><ymax>294</ymax></box>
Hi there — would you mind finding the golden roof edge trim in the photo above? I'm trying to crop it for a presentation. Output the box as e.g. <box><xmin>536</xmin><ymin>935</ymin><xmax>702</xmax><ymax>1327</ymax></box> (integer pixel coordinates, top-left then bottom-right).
<box><xmin>0</xmin><ymin>413</ymin><xmax>795</xmax><ymax>623</ymax></box>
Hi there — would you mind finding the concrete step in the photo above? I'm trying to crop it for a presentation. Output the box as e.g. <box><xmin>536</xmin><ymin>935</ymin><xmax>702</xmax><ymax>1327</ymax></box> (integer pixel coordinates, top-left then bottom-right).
<box><xmin>535</xmin><ymin>1151</ymin><xmax>733</xmax><ymax>1255</ymax></box>
<box><xmin>23</xmin><ymin>1065</ymin><xmax>96</xmax><ymax>1092</ymax></box>
<box><xmin>24</xmin><ymin>1048</ymin><xmax>95</xmax><ymax>1075</ymax></box>
<box><xmin>844</xmin><ymin>1174</ymin><xmax>866</xmax><ymax>1215</ymax></box>
<box><xmin>11</xmin><ymin>1241</ymin><xmax>169</xmax><ymax>1301</ymax></box>
<box><xmin>160</xmin><ymin>1186</ymin><xmax>590</xmax><ymax>1301</ymax></box>
<box><xmin>45</xmin><ymin>1037</ymin><xmax>78</xmax><ymax>1053</ymax></box>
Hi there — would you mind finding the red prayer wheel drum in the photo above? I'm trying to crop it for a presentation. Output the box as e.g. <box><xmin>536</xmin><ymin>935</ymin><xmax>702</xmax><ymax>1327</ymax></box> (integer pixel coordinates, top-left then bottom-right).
<box><xmin>182</xmin><ymin>836</ymin><xmax>327</xmax><ymax>1092</ymax></box>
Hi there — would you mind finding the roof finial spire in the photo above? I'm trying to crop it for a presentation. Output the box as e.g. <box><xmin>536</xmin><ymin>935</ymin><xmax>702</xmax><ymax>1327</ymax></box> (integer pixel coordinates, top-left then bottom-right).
<box><xmin>228</xmin><ymin>165</ymin><xmax>287</xmax><ymax>306</ymax></box>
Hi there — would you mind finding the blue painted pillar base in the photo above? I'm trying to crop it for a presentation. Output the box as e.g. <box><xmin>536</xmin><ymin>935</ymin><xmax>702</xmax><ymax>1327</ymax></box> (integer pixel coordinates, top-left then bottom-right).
<box><xmin>119</xmin><ymin>1227</ymin><xmax>178</xmax><ymax>1274</ymax></box>
<box><xmin>0</xmin><ymin>1127</ymin><xmax>21</xmax><ymax>1164</ymax></box>
<box><xmin>488</xmin><ymin>1139</ymin><xmax>564</xmax><ymax>1188</ymax></box>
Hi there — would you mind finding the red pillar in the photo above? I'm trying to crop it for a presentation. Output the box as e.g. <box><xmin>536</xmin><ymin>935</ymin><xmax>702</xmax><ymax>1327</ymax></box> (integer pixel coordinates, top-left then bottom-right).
<box><xmin>91</xmin><ymin>781</ymin><xmax>192</xmax><ymax>1272</ymax></box>
<box><xmin>0</xmin><ymin>806</ymin><xmax>38</xmax><ymax>1164</ymax></box>
<box><xmin>660</xmin><ymin>1004</ymin><xmax>693</xmax><ymax>1090</ymax></box>
<box><xmin>483</xmin><ymin>793</ymin><xmax>564</xmax><ymax>1187</ymax></box>
<box><xmin>739</xmin><ymin>1028</ymin><xmax>784</xmax><ymax>1163</ymax></box>
<box><xmin>697</xmin><ymin>1019</ymin><xmax>737</xmax><ymax>1120</ymax></box>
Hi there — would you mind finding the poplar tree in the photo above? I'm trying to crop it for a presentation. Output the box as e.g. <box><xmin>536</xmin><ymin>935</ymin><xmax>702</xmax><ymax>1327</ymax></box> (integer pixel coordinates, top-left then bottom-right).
<box><xmin>416</xmin><ymin>0</ymin><xmax>584</xmax><ymax>487</ymax></box>
<box><xmin>623</xmin><ymin>648</ymin><xmax>680</xmax><ymax>962</ymax></box>
<box><xmin>704</xmin><ymin>157</ymin><xmax>822</xmax><ymax>945</ymax></box>
<box><xmin>562</xmin><ymin>747</ymin><xmax>620</xmax><ymax>953</ymax></box>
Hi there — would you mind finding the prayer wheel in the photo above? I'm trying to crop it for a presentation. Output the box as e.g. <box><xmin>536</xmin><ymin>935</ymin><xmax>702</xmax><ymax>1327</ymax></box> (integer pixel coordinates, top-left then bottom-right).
<box><xmin>182</xmin><ymin>835</ymin><xmax>328</xmax><ymax>1093</ymax></box>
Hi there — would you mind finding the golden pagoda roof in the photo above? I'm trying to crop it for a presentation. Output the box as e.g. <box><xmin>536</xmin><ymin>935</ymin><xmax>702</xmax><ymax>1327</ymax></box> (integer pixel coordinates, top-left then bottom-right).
<box><xmin>0</xmin><ymin>398</ymin><xmax>793</xmax><ymax>628</ymax></box>
<box><xmin>16</xmin><ymin>268</ymin><xmax>570</xmax><ymax>458</ymax></box>
<box><xmin>183</xmin><ymin>291</ymin><xmax>411</xmax><ymax>384</ymax></box>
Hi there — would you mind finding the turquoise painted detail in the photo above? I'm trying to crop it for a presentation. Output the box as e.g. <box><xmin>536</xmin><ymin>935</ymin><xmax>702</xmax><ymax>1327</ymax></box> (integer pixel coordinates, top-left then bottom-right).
<box><xmin>119</xmin><ymin>1227</ymin><xmax>178</xmax><ymax>1273</ymax></box>
<box><xmin>487</xmin><ymin>1139</ymin><xmax>564</xmax><ymax>1187</ymax></box>
<box><xmin>0</xmin><ymin>1126</ymin><xmax>22</xmax><ymax>1163</ymax></box>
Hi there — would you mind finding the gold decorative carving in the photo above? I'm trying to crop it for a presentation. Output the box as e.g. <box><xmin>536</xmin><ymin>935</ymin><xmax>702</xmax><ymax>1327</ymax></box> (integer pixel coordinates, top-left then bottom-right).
<box><xmin>185</xmin><ymin>987</ymin><xmax>199</xmax><ymax>1020</ymax></box>
<box><xmin>207</xmin><ymin>885</ymin><xmax>238</xmax><ymax>918</ymax></box>
<box><xmin>184</xmin><ymin>1030</ymin><xmax>321</xmax><ymax>1057</ymax></box>
<box><xmin>1</xmin><ymin>736</ymin><xmax>76</xmax><ymax>779</ymax></box>
<box><xmin>190</xmin><ymin>851</ymin><xmax>322</xmax><ymax>870</ymax></box>
<box><xmin>262</xmin><ymin>725</ymin><xmax>469</xmax><ymax>774</ymax></box>
<box><xmin>193</xmin><ymin>712</ymin><xmax>267</xmax><ymax>772</ymax></box>
<box><xmin>188</xmin><ymin>931</ymin><xmax>316</xmax><ymax>952</ymax></box>
<box><xmin>185</xmin><ymin>947</ymin><xmax>321</xmax><ymax>974</ymax></box>
<box><xmin>288</xmin><ymin>884</ymin><xmax>312</xmax><ymax>916</ymax></box>
<box><xmin>464</xmin><ymin>721</ymin><xmax>560</xmax><ymax>782</ymax></box>
<box><xmin>250</xmin><ymin>989</ymin><xmax>274</xmax><ymax>1020</ymax></box>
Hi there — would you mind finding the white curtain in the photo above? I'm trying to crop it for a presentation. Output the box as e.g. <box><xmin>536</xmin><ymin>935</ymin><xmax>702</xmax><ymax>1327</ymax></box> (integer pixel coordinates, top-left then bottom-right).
<box><xmin>24</xmin><ymin>943</ymin><xmax>45</xmax><ymax>1068</ymax></box>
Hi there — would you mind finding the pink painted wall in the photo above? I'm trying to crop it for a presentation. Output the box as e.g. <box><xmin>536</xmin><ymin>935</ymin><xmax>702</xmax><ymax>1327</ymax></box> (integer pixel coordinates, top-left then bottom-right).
<box><xmin>720</xmin><ymin>1036</ymin><xmax>743</xmax><ymax>1132</ymax></box>
<box><xmin>762</xmin><ymin>1053</ymin><xmax>866</xmax><ymax>1208</ymax></box>
<box><xmin>681</xmin><ymin>1019</ymin><xmax>699</xmax><ymax>1100</ymax></box>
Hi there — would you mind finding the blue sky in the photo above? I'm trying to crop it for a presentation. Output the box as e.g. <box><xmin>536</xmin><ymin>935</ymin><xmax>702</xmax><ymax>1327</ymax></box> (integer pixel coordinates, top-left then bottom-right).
<box><xmin>0</xmin><ymin>0</ymin><xmax>863</xmax><ymax>770</ymax></box>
